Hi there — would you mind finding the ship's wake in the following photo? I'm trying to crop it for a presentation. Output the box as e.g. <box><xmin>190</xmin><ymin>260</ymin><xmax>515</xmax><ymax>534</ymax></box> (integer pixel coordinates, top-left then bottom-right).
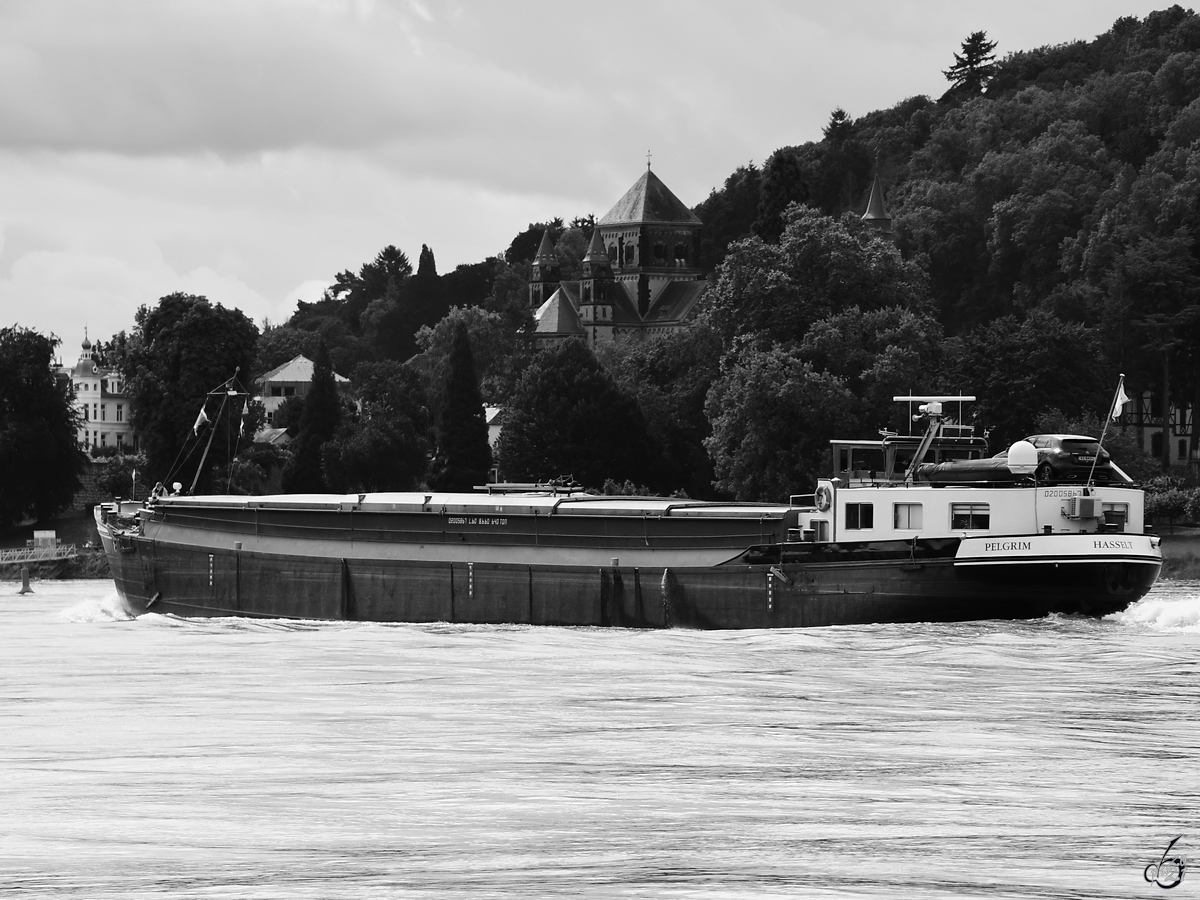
<box><xmin>1109</xmin><ymin>580</ymin><xmax>1200</xmax><ymax>631</ymax></box>
<box><xmin>58</xmin><ymin>590</ymin><xmax>136</xmax><ymax>623</ymax></box>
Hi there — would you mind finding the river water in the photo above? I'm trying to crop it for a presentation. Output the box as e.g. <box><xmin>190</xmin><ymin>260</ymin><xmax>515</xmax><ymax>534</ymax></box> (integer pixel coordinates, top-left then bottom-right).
<box><xmin>1</xmin><ymin>578</ymin><xmax>1197</xmax><ymax>899</ymax></box>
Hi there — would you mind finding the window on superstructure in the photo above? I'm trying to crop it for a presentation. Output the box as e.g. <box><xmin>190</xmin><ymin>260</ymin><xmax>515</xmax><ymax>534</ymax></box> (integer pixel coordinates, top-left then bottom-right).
<box><xmin>951</xmin><ymin>503</ymin><xmax>990</xmax><ymax>530</ymax></box>
<box><xmin>894</xmin><ymin>503</ymin><xmax>923</xmax><ymax>529</ymax></box>
<box><xmin>845</xmin><ymin>503</ymin><xmax>874</xmax><ymax>530</ymax></box>
<box><xmin>1102</xmin><ymin>503</ymin><xmax>1129</xmax><ymax>531</ymax></box>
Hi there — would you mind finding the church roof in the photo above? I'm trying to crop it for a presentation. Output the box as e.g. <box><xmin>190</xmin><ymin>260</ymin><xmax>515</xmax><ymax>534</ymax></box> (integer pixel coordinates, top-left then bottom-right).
<box><xmin>862</xmin><ymin>174</ymin><xmax>890</xmax><ymax>222</ymax></box>
<box><xmin>532</xmin><ymin>229</ymin><xmax>558</xmax><ymax>267</ymax></box>
<box><xmin>533</xmin><ymin>289</ymin><xmax>585</xmax><ymax>335</ymax></box>
<box><xmin>583</xmin><ymin>228</ymin><xmax>611</xmax><ymax>266</ymax></box>
<box><xmin>598</xmin><ymin>169</ymin><xmax>702</xmax><ymax>227</ymax></box>
<box><xmin>644</xmin><ymin>281</ymin><xmax>709</xmax><ymax>323</ymax></box>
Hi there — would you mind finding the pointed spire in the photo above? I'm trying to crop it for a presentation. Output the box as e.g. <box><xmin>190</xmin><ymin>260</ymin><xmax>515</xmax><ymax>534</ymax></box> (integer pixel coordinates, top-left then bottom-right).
<box><xmin>861</xmin><ymin>172</ymin><xmax>894</xmax><ymax>241</ymax></box>
<box><xmin>583</xmin><ymin>228</ymin><xmax>609</xmax><ymax>265</ymax></box>
<box><xmin>862</xmin><ymin>173</ymin><xmax>890</xmax><ymax>221</ymax></box>
<box><xmin>581</xmin><ymin>228</ymin><xmax>613</xmax><ymax>285</ymax></box>
<box><xmin>532</xmin><ymin>229</ymin><xmax>557</xmax><ymax>267</ymax></box>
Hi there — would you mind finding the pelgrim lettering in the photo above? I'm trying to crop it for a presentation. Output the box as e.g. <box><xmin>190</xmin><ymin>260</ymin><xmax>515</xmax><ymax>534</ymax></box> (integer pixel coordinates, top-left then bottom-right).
<box><xmin>983</xmin><ymin>540</ymin><xmax>1032</xmax><ymax>552</ymax></box>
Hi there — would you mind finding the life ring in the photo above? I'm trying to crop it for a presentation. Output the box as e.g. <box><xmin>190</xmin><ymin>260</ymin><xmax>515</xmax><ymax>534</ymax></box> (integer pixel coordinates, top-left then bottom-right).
<box><xmin>815</xmin><ymin>485</ymin><xmax>832</xmax><ymax>511</ymax></box>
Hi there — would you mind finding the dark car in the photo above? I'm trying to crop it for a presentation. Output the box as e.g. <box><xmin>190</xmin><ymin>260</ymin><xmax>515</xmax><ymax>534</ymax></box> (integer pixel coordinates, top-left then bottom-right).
<box><xmin>1021</xmin><ymin>434</ymin><xmax>1123</xmax><ymax>483</ymax></box>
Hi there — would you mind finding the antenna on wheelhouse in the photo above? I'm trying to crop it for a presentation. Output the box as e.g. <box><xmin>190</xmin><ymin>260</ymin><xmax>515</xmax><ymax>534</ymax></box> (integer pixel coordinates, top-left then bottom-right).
<box><xmin>893</xmin><ymin>395</ymin><xmax>977</xmax><ymax>483</ymax></box>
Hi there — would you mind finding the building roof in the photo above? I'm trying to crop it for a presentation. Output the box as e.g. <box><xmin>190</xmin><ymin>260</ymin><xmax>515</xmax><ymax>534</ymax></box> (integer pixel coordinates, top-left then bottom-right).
<box><xmin>583</xmin><ymin>227</ymin><xmax>610</xmax><ymax>265</ymax></box>
<box><xmin>254</xmin><ymin>426</ymin><xmax>292</xmax><ymax>445</ymax></box>
<box><xmin>533</xmin><ymin>289</ymin><xmax>585</xmax><ymax>335</ymax></box>
<box><xmin>862</xmin><ymin>174</ymin><xmax>890</xmax><ymax>222</ymax></box>
<box><xmin>598</xmin><ymin>169</ymin><xmax>702</xmax><ymax>227</ymax></box>
<box><xmin>258</xmin><ymin>354</ymin><xmax>350</xmax><ymax>385</ymax></box>
<box><xmin>644</xmin><ymin>280</ymin><xmax>709</xmax><ymax>323</ymax></box>
<box><xmin>532</xmin><ymin>229</ymin><xmax>558</xmax><ymax>268</ymax></box>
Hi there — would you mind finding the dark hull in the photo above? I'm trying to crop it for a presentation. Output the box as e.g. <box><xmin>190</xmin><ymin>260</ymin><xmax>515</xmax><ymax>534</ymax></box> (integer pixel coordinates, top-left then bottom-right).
<box><xmin>104</xmin><ymin>533</ymin><xmax>1160</xmax><ymax>628</ymax></box>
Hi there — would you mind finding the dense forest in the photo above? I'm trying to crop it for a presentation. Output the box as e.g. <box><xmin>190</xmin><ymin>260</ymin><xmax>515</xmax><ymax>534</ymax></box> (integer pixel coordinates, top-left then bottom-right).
<box><xmin>79</xmin><ymin>7</ymin><xmax>1200</xmax><ymax>511</ymax></box>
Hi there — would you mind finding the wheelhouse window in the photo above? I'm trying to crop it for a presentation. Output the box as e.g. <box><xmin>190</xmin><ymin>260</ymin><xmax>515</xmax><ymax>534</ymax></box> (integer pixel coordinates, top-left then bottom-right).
<box><xmin>894</xmin><ymin>503</ymin><xmax>923</xmax><ymax>529</ymax></box>
<box><xmin>845</xmin><ymin>503</ymin><xmax>874</xmax><ymax>530</ymax></box>
<box><xmin>1102</xmin><ymin>502</ymin><xmax>1129</xmax><ymax>530</ymax></box>
<box><xmin>951</xmin><ymin>503</ymin><xmax>990</xmax><ymax>530</ymax></box>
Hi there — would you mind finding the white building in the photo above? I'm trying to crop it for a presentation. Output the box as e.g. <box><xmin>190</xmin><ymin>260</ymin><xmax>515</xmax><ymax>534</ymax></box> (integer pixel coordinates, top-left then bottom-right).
<box><xmin>256</xmin><ymin>354</ymin><xmax>350</xmax><ymax>425</ymax></box>
<box><xmin>59</xmin><ymin>336</ymin><xmax>137</xmax><ymax>454</ymax></box>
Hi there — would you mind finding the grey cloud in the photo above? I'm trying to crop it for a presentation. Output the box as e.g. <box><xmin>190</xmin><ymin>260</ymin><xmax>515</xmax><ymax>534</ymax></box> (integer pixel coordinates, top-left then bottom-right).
<box><xmin>0</xmin><ymin>1</ymin><xmax>580</xmax><ymax>156</ymax></box>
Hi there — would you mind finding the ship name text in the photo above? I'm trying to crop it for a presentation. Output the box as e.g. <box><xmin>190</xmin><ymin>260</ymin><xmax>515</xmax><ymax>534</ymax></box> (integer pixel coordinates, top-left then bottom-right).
<box><xmin>984</xmin><ymin>540</ymin><xmax>1032</xmax><ymax>552</ymax></box>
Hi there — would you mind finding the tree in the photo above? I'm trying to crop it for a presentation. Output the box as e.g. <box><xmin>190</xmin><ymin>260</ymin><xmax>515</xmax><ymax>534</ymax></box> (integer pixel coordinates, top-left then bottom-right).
<box><xmin>0</xmin><ymin>327</ymin><xmax>86</xmax><ymax>525</ymax></box>
<box><xmin>122</xmin><ymin>293</ymin><xmax>259</xmax><ymax>490</ymax></box>
<box><xmin>823</xmin><ymin>107</ymin><xmax>854</xmax><ymax>143</ymax></box>
<box><xmin>328</xmin><ymin>244</ymin><xmax>413</xmax><ymax>331</ymax></box>
<box><xmin>281</xmin><ymin>342</ymin><xmax>342</xmax><ymax>492</ymax></box>
<box><xmin>948</xmin><ymin>311</ymin><xmax>1109</xmax><ymax>450</ymax></box>
<box><xmin>323</xmin><ymin>361</ymin><xmax>431</xmax><ymax>492</ymax></box>
<box><xmin>95</xmin><ymin>452</ymin><xmax>147</xmax><ymax>501</ymax></box>
<box><xmin>753</xmin><ymin>149</ymin><xmax>810</xmax><ymax>242</ymax></box>
<box><xmin>705</xmin><ymin>346</ymin><xmax>858</xmax><ymax>501</ymax></box>
<box><xmin>597</xmin><ymin>325</ymin><xmax>724</xmax><ymax>498</ymax></box>
<box><xmin>417</xmin><ymin>244</ymin><xmax>437</xmax><ymax>278</ymax></box>
<box><xmin>496</xmin><ymin>340</ymin><xmax>657</xmax><ymax>490</ymax></box>
<box><xmin>256</xmin><ymin>324</ymin><xmax>322</xmax><ymax>375</ymax></box>
<box><xmin>944</xmin><ymin>31</ymin><xmax>998</xmax><ymax>96</ymax></box>
<box><xmin>411</xmin><ymin>305</ymin><xmax>531</xmax><ymax>409</ymax></box>
<box><xmin>694</xmin><ymin>162</ymin><xmax>762</xmax><ymax>270</ymax></box>
<box><xmin>428</xmin><ymin>321</ymin><xmax>492</xmax><ymax>491</ymax></box>
<box><xmin>704</xmin><ymin>204</ymin><xmax>929</xmax><ymax>350</ymax></box>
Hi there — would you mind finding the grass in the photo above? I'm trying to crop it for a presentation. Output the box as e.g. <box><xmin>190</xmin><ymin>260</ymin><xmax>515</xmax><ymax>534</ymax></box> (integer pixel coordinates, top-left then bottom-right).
<box><xmin>1158</xmin><ymin>533</ymin><xmax>1200</xmax><ymax>579</ymax></box>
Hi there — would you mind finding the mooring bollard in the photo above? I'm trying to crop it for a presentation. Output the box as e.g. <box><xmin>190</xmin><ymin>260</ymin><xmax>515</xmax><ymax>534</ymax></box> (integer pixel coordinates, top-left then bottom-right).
<box><xmin>17</xmin><ymin>566</ymin><xmax>32</xmax><ymax>595</ymax></box>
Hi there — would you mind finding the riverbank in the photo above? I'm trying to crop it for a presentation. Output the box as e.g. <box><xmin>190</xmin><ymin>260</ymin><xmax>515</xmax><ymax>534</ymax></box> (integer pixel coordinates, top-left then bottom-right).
<box><xmin>0</xmin><ymin>549</ymin><xmax>111</xmax><ymax>581</ymax></box>
<box><xmin>1159</xmin><ymin>529</ymin><xmax>1200</xmax><ymax>578</ymax></box>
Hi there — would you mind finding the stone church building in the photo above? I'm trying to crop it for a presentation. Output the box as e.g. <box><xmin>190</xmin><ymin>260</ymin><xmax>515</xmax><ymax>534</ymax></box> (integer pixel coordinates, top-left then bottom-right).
<box><xmin>530</xmin><ymin>166</ymin><xmax>708</xmax><ymax>347</ymax></box>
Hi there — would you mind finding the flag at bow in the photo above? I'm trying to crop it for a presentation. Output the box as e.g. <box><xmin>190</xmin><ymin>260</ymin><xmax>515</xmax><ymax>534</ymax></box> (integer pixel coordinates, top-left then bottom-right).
<box><xmin>192</xmin><ymin>404</ymin><xmax>210</xmax><ymax>435</ymax></box>
<box><xmin>1110</xmin><ymin>375</ymin><xmax>1130</xmax><ymax>421</ymax></box>
<box><xmin>239</xmin><ymin>400</ymin><xmax>248</xmax><ymax>438</ymax></box>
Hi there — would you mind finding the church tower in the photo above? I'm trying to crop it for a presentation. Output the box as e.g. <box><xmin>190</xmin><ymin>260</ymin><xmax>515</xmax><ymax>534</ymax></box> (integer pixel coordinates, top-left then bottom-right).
<box><xmin>861</xmin><ymin>173</ymin><xmax>894</xmax><ymax>241</ymax></box>
<box><xmin>528</xmin><ymin>229</ymin><xmax>561</xmax><ymax>308</ymax></box>
<box><xmin>579</xmin><ymin>229</ymin><xmax>615</xmax><ymax>343</ymax></box>
<box><xmin>596</xmin><ymin>165</ymin><xmax>703</xmax><ymax>317</ymax></box>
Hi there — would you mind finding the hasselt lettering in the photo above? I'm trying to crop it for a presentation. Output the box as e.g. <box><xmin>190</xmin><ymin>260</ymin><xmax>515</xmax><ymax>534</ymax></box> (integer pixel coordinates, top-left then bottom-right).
<box><xmin>1094</xmin><ymin>539</ymin><xmax>1134</xmax><ymax>550</ymax></box>
<box><xmin>984</xmin><ymin>540</ymin><xmax>1032</xmax><ymax>552</ymax></box>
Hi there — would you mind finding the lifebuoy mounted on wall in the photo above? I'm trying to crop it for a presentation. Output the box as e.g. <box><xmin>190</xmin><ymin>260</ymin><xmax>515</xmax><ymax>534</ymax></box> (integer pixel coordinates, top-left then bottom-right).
<box><xmin>814</xmin><ymin>485</ymin><xmax>832</xmax><ymax>511</ymax></box>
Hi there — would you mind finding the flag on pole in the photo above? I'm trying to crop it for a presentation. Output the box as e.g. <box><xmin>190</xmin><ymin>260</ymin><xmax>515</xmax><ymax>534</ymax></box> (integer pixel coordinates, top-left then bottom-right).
<box><xmin>193</xmin><ymin>405</ymin><xmax>210</xmax><ymax>435</ymax></box>
<box><xmin>239</xmin><ymin>401</ymin><xmax>248</xmax><ymax>437</ymax></box>
<box><xmin>1111</xmin><ymin>376</ymin><xmax>1130</xmax><ymax>421</ymax></box>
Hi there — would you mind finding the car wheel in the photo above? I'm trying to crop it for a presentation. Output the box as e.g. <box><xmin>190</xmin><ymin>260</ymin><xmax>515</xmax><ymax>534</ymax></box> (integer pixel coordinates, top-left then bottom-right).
<box><xmin>1035</xmin><ymin>462</ymin><xmax>1054</xmax><ymax>482</ymax></box>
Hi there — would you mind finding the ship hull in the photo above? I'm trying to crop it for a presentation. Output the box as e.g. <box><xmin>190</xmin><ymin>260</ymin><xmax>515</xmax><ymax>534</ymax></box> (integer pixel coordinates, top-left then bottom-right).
<box><xmin>99</xmin><ymin>526</ymin><xmax>1160</xmax><ymax>628</ymax></box>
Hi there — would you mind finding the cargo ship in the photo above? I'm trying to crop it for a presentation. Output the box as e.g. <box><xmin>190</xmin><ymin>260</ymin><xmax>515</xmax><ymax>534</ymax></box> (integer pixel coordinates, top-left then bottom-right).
<box><xmin>96</xmin><ymin>396</ymin><xmax>1161</xmax><ymax>628</ymax></box>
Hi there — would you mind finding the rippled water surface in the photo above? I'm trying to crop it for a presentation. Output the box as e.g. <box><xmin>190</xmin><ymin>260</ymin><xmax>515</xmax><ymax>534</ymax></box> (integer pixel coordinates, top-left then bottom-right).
<box><xmin>2</xmin><ymin>578</ymin><xmax>1198</xmax><ymax>898</ymax></box>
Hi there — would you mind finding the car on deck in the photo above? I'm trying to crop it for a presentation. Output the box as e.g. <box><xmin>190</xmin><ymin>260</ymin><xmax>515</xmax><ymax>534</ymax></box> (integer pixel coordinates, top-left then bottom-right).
<box><xmin>1018</xmin><ymin>434</ymin><xmax>1128</xmax><ymax>483</ymax></box>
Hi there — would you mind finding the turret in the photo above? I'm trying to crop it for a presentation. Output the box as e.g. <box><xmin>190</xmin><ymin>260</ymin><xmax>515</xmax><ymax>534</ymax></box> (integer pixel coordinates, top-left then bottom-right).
<box><xmin>580</xmin><ymin>230</ymin><xmax>615</xmax><ymax>343</ymax></box>
<box><xmin>529</xmin><ymin>229</ymin><xmax>561</xmax><ymax>308</ymax></box>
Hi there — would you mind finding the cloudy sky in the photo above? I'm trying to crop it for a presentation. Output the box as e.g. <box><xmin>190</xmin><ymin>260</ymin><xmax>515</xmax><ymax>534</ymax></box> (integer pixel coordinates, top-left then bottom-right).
<box><xmin>0</xmin><ymin>0</ymin><xmax>1174</xmax><ymax>357</ymax></box>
